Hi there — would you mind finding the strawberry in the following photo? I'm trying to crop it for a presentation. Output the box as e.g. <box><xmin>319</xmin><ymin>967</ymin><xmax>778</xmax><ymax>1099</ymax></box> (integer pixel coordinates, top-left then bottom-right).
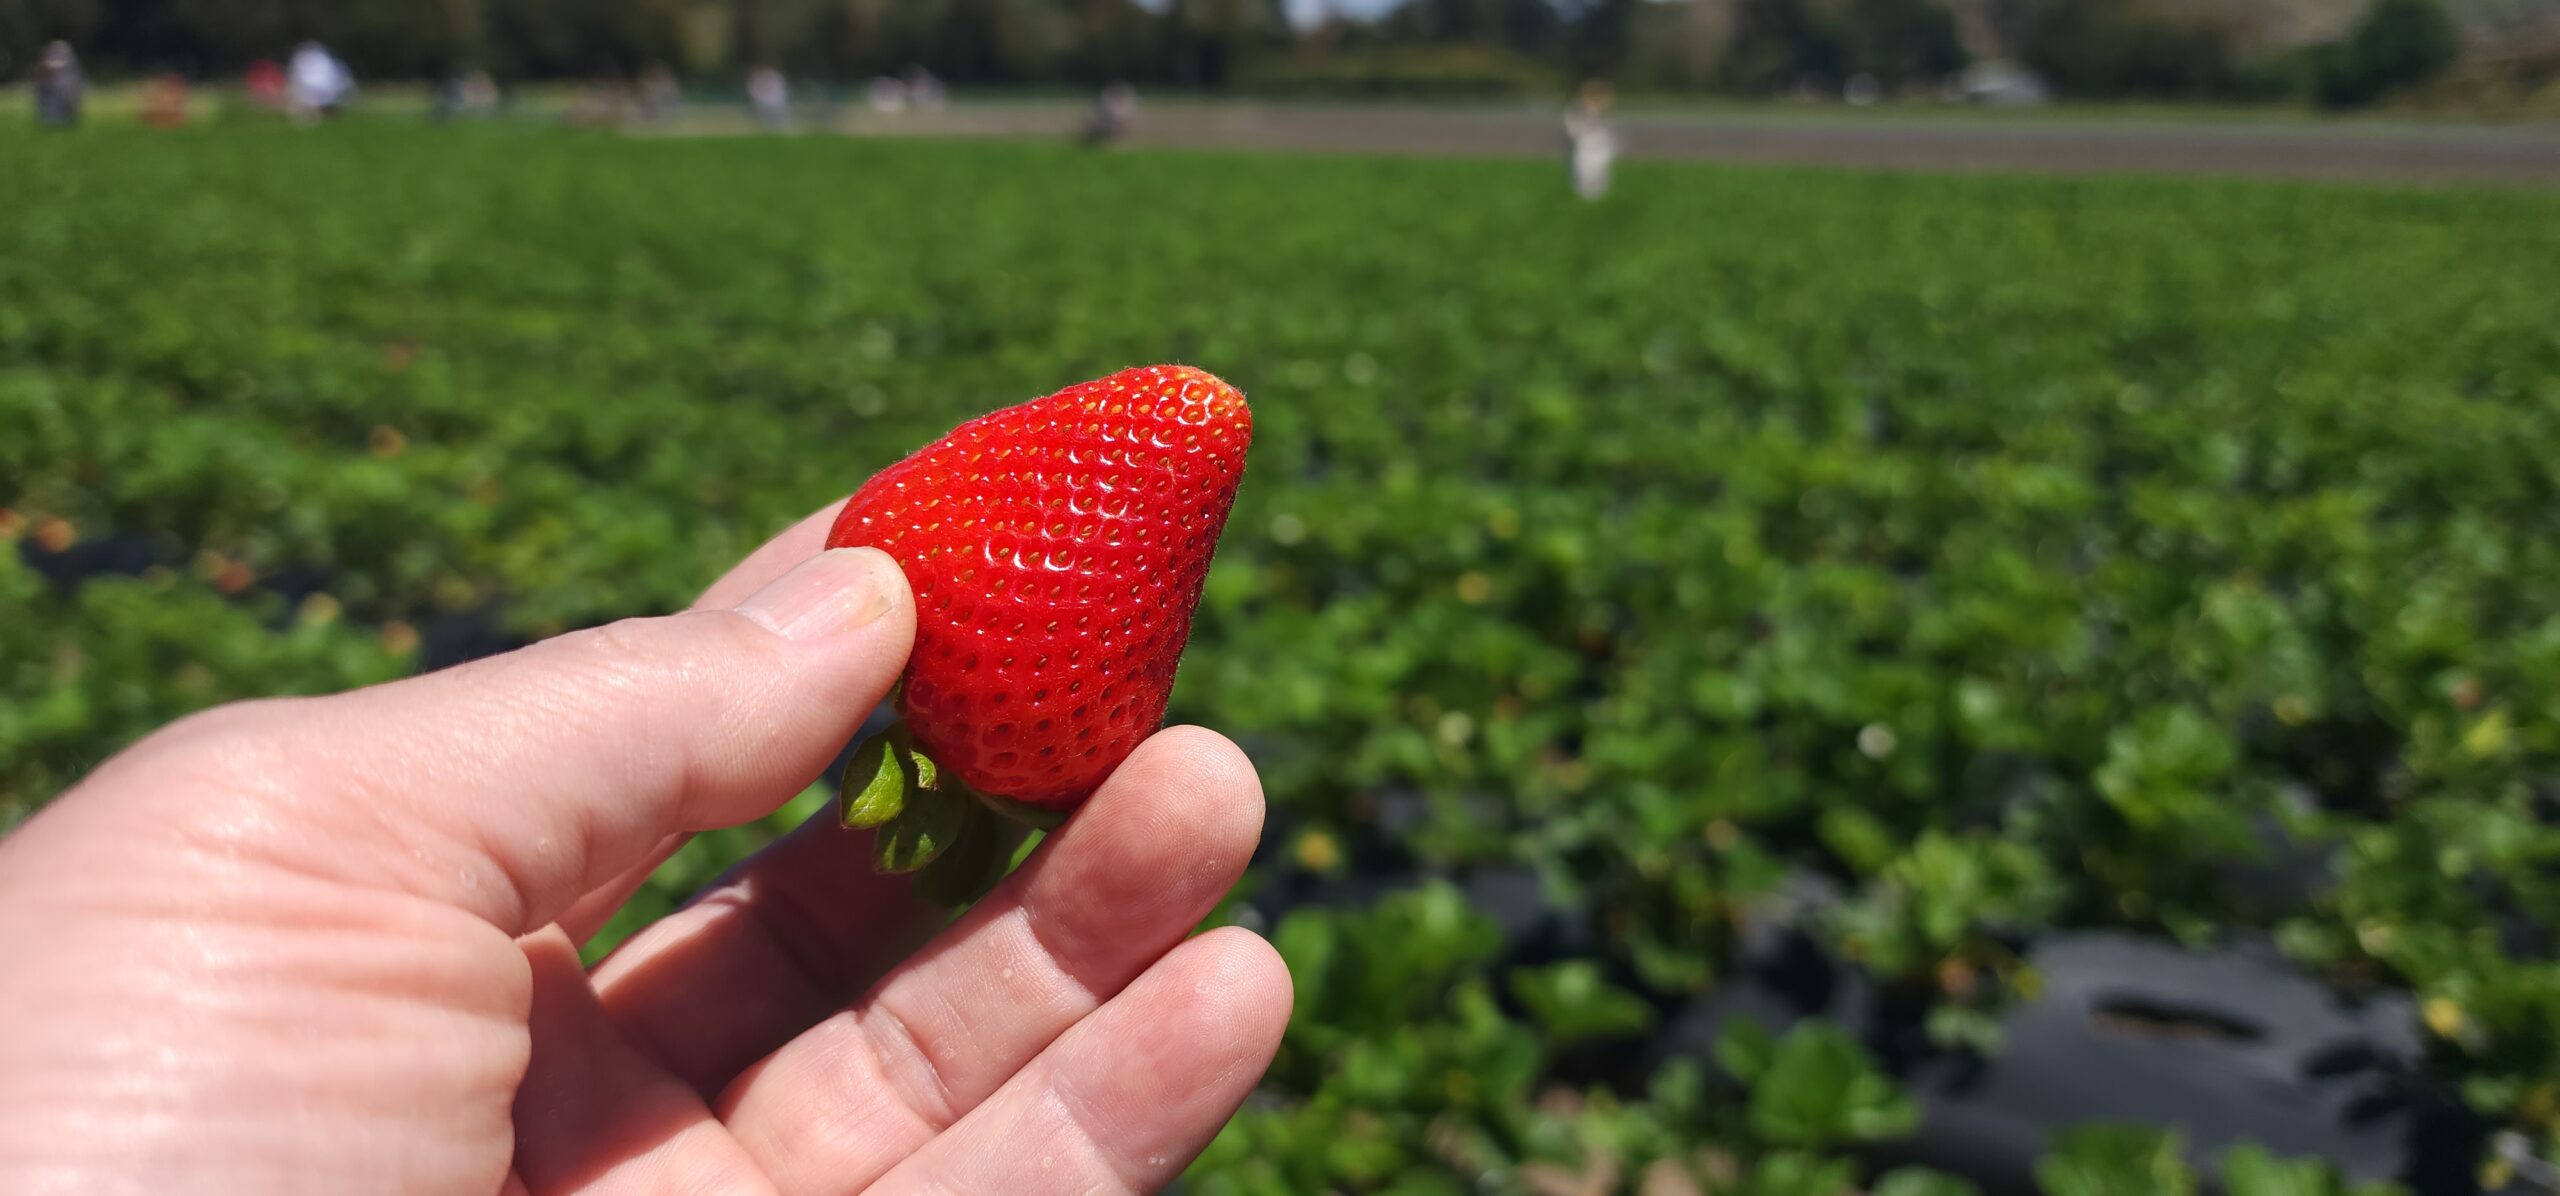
<box><xmin>824</xmin><ymin>365</ymin><xmax>1252</xmax><ymax>900</ymax></box>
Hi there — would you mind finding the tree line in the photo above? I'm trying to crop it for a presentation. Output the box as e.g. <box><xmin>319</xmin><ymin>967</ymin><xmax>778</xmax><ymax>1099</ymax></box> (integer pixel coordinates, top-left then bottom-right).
<box><xmin>0</xmin><ymin>0</ymin><xmax>1280</xmax><ymax>84</ymax></box>
<box><xmin>0</xmin><ymin>0</ymin><xmax>2468</xmax><ymax>105</ymax></box>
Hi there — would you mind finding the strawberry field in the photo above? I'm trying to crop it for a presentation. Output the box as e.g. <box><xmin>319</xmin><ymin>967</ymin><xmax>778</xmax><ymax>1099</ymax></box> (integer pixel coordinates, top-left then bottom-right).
<box><xmin>6</xmin><ymin>124</ymin><xmax>2560</xmax><ymax>1195</ymax></box>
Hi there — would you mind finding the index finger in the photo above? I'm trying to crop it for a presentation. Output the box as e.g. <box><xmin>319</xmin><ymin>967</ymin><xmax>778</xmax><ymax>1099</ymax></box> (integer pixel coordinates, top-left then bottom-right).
<box><xmin>551</xmin><ymin>495</ymin><xmax>857</xmax><ymax>940</ymax></box>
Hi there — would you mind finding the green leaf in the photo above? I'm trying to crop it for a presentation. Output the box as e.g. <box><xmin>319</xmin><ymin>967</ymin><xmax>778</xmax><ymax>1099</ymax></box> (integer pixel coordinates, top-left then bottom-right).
<box><xmin>1873</xmin><ymin>1167</ymin><xmax>1983</xmax><ymax>1196</ymax></box>
<box><xmin>1507</xmin><ymin>960</ymin><xmax>1655</xmax><ymax>1044</ymax></box>
<box><xmin>1374</xmin><ymin>1175</ymin><xmax>1467</xmax><ymax>1196</ymax></box>
<box><xmin>2035</xmin><ymin>1124</ymin><xmax>2195</xmax><ymax>1196</ymax></box>
<box><xmin>1716</xmin><ymin>1015</ymin><xmax>1777</xmax><ymax>1082</ymax></box>
<box><xmin>1739</xmin><ymin>1150</ymin><xmax>1858</xmax><ymax>1196</ymax></box>
<box><xmin>876</xmin><ymin>780</ymin><xmax>969</xmax><ymax>873</ymax></box>
<box><xmin>904</xmin><ymin>734</ymin><xmax>940</xmax><ymax>791</ymax></box>
<box><xmin>1272</xmin><ymin>911</ymin><xmax>1340</xmax><ymax>1025</ymax></box>
<box><xmin>1628</xmin><ymin>924</ymin><xmax>1716</xmax><ymax>993</ymax></box>
<box><xmin>1818</xmin><ymin>806</ymin><xmax>1898</xmax><ymax>874</ymax></box>
<box><xmin>1747</xmin><ymin>1023</ymin><xmax>1916</xmax><ymax>1147</ymax></box>
<box><xmin>1925</xmin><ymin>1003</ymin><xmax>2006</xmax><ymax>1054</ymax></box>
<box><xmin>2221</xmin><ymin>1145</ymin><xmax>2315</xmax><ymax>1196</ymax></box>
<box><xmin>2219</xmin><ymin>1143</ymin><xmax>2399</xmax><ymax>1196</ymax></box>
<box><xmin>838</xmin><ymin>730</ymin><xmax>906</xmax><ymax>829</ymax></box>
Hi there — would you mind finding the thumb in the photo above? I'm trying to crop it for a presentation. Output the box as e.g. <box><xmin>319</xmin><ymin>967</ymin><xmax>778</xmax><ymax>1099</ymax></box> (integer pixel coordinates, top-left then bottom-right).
<box><xmin>81</xmin><ymin>547</ymin><xmax>914</xmax><ymax>937</ymax></box>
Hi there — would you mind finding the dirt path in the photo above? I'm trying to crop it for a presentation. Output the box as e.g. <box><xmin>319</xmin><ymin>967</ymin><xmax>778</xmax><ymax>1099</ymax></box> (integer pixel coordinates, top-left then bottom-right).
<box><xmin>797</xmin><ymin>100</ymin><xmax>2560</xmax><ymax>186</ymax></box>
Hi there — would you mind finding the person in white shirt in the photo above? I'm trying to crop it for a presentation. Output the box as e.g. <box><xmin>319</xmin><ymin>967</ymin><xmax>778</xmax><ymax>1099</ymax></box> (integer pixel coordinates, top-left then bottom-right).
<box><xmin>287</xmin><ymin>41</ymin><xmax>353</xmax><ymax>124</ymax></box>
<box><xmin>1562</xmin><ymin>79</ymin><xmax>1619</xmax><ymax>201</ymax></box>
<box><xmin>748</xmin><ymin>66</ymin><xmax>791</xmax><ymax>130</ymax></box>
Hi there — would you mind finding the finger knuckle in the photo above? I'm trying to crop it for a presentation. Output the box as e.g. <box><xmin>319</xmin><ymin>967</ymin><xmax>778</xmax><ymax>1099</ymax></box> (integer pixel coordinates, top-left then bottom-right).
<box><xmin>139</xmin><ymin>697</ymin><xmax>309</xmax><ymax>778</ymax></box>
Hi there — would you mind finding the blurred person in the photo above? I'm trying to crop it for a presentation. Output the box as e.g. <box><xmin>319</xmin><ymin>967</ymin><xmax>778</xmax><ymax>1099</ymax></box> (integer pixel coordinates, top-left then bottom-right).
<box><xmin>0</xmin><ymin>532</ymin><xmax>1288</xmax><ymax>1193</ymax></box>
<box><xmin>866</xmin><ymin>75</ymin><xmax>908</xmax><ymax>114</ymax></box>
<box><xmin>287</xmin><ymin>40</ymin><xmax>354</xmax><ymax>124</ymax></box>
<box><xmin>1086</xmin><ymin>81</ymin><xmax>1137</xmax><ymax>146</ymax></box>
<box><xmin>433</xmin><ymin>72</ymin><xmax>467</xmax><ymax>123</ymax></box>
<box><xmin>905</xmin><ymin>65</ymin><xmax>947</xmax><ymax>111</ymax></box>
<box><xmin>1562</xmin><ymin>80</ymin><xmax>1619</xmax><ymax>201</ymax></box>
<box><xmin>140</xmin><ymin>73</ymin><xmax>189</xmax><ymax>128</ymax></box>
<box><xmin>569</xmin><ymin>73</ymin><xmax>633</xmax><ymax>128</ymax></box>
<box><xmin>434</xmin><ymin>68</ymin><xmax>502</xmax><ymax>123</ymax></box>
<box><xmin>466</xmin><ymin>69</ymin><xmax>501</xmax><ymax>115</ymax></box>
<box><xmin>32</xmin><ymin>41</ymin><xmax>84</xmax><ymax>128</ymax></box>
<box><xmin>639</xmin><ymin>63</ymin><xmax>681</xmax><ymax>122</ymax></box>
<box><xmin>748</xmin><ymin>65</ymin><xmax>791</xmax><ymax>129</ymax></box>
<box><xmin>243</xmin><ymin>58</ymin><xmax>287</xmax><ymax>110</ymax></box>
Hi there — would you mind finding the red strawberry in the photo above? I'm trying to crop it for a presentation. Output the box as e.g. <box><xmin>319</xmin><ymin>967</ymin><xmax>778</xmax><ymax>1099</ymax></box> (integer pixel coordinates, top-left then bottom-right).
<box><xmin>824</xmin><ymin>365</ymin><xmax>1252</xmax><ymax>898</ymax></box>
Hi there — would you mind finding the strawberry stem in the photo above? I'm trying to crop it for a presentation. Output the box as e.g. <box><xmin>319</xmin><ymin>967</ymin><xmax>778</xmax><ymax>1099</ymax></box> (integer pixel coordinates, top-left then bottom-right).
<box><xmin>915</xmin><ymin>806</ymin><xmax>1013</xmax><ymax>907</ymax></box>
<box><xmin>836</xmin><ymin>720</ymin><xmax>1070</xmax><ymax>907</ymax></box>
<box><xmin>970</xmin><ymin>787</ymin><xmax>1070</xmax><ymax>831</ymax></box>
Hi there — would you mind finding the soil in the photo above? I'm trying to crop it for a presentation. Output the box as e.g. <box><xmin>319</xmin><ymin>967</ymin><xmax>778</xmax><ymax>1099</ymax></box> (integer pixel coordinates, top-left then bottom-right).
<box><xmin>800</xmin><ymin>100</ymin><xmax>2560</xmax><ymax>186</ymax></box>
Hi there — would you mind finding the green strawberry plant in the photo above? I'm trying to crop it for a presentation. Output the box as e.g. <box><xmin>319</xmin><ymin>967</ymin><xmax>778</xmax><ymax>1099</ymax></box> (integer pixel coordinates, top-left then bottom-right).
<box><xmin>5</xmin><ymin>125</ymin><xmax>2558</xmax><ymax>1191</ymax></box>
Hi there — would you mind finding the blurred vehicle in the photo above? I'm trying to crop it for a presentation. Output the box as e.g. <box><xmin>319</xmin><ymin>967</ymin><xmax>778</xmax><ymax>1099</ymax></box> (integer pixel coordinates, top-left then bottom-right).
<box><xmin>1959</xmin><ymin>61</ymin><xmax>2051</xmax><ymax>106</ymax></box>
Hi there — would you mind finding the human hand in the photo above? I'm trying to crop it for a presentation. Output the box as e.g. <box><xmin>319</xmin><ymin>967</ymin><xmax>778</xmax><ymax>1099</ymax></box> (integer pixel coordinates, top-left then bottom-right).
<box><xmin>0</xmin><ymin>504</ymin><xmax>1289</xmax><ymax>1195</ymax></box>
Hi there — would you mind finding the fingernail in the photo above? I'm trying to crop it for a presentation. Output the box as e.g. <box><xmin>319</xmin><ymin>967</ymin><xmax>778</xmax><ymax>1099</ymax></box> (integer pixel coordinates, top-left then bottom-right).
<box><xmin>737</xmin><ymin>548</ymin><xmax>902</xmax><ymax>641</ymax></box>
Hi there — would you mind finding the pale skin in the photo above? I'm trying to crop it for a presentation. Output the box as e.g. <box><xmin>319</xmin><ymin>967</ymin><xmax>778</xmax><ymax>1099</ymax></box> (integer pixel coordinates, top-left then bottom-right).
<box><xmin>0</xmin><ymin>503</ymin><xmax>1292</xmax><ymax>1195</ymax></box>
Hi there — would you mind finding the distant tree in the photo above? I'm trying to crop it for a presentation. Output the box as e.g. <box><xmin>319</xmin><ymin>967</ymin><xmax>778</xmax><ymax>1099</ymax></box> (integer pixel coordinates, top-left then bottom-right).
<box><xmin>486</xmin><ymin>0</ymin><xmax>685</xmax><ymax>76</ymax></box>
<box><xmin>1558</xmin><ymin>0</ymin><xmax>1634</xmax><ymax>77</ymax></box>
<box><xmin>1841</xmin><ymin>0</ymin><xmax>1965</xmax><ymax>88</ymax></box>
<box><xmin>988</xmin><ymin>0</ymin><xmax>1075</xmax><ymax>80</ymax></box>
<box><xmin>330</xmin><ymin>0</ymin><xmax>485</xmax><ymax>76</ymax></box>
<box><xmin>1064</xmin><ymin>0</ymin><xmax>1162</xmax><ymax>84</ymax></box>
<box><xmin>1164</xmin><ymin>0</ymin><xmax>1282</xmax><ymax>87</ymax></box>
<box><xmin>0</xmin><ymin>0</ymin><xmax>100</xmax><ymax>77</ymax></box>
<box><xmin>2313</xmin><ymin>0</ymin><xmax>2461</xmax><ymax>108</ymax></box>
<box><xmin>157</xmin><ymin>0</ymin><xmax>291</xmax><ymax>70</ymax></box>
<box><xmin>810</xmin><ymin>0</ymin><xmax>896</xmax><ymax>77</ymax></box>
<box><xmin>1719</xmin><ymin>0</ymin><xmax>1847</xmax><ymax>92</ymax></box>
<box><xmin>23</xmin><ymin>0</ymin><xmax>483</xmax><ymax>77</ymax></box>
<box><xmin>1996</xmin><ymin>0</ymin><xmax>2255</xmax><ymax>98</ymax></box>
<box><xmin>817</xmin><ymin>0</ymin><xmax>970</xmax><ymax>79</ymax></box>
<box><xmin>734</xmin><ymin>0</ymin><xmax>798</xmax><ymax>70</ymax></box>
<box><xmin>1419</xmin><ymin>0</ymin><xmax>1501</xmax><ymax>43</ymax></box>
<box><xmin>1622</xmin><ymin>0</ymin><xmax>1726</xmax><ymax>89</ymax></box>
<box><xmin>1499</xmin><ymin>0</ymin><xmax>1564</xmax><ymax>58</ymax></box>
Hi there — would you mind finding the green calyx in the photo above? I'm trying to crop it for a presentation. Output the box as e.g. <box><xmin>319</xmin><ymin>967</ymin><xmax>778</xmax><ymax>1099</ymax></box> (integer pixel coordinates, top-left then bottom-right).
<box><xmin>836</xmin><ymin>723</ymin><xmax>1071</xmax><ymax>907</ymax></box>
